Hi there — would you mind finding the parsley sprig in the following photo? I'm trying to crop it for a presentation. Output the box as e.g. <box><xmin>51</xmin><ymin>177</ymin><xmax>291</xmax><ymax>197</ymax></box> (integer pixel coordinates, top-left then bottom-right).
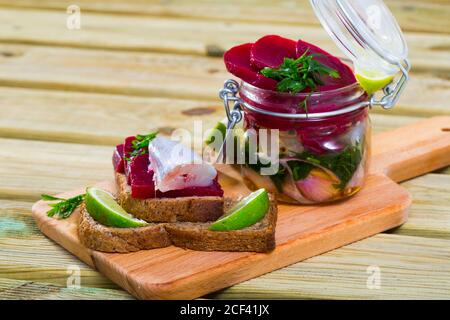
<box><xmin>125</xmin><ymin>131</ymin><xmax>158</xmax><ymax>161</ymax></box>
<box><xmin>260</xmin><ymin>50</ymin><xmax>340</xmax><ymax>94</ymax></box>
<box><xmin>41</xmin><ymin>194</ymin><xmax>85</xmax><ymax>219</ymax></box>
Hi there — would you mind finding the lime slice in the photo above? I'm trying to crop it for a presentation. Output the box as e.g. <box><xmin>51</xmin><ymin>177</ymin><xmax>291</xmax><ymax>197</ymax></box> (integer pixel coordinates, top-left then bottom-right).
<box><xmin>204</xmin><ymin>120</ymin><xmax>227</xmax><ymax>146</ymax></box>
<box><xmin>356</xmin><ymin>71</ymin><xmax>394</xmax><ymax>95</ymax></box>
<box><xmin>209</xmin><ymin>189</ymin><xmax>270</xmax><ymax>231</ymax></box>
<box><xmin>85</xmin><ymin>187</ymin><xmax>148</xmax><ymax>228</ymax></box>
<box><xmin>204</xmin><ymin>116</ymin><xmax>245</xmax><ymax>146</ymax></box>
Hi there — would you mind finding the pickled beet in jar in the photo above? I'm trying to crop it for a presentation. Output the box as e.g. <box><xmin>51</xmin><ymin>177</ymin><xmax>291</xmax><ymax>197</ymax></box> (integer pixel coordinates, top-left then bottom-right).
<box><xmin>239</xmin><ymin>81</ymin><xmax>370</xmax><ymax>204</ymax></box>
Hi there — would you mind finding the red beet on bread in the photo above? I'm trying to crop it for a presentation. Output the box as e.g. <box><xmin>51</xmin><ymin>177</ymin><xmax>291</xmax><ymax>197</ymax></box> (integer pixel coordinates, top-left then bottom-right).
<box><xmin>128</xmin><ymin>154</ymin><xmax>156</xmax><ymax>199</ymax></box>
<box><xmin>112</xmin><ymin>144</ymin><xmax>125</xmax><ymax>173</ymax></box>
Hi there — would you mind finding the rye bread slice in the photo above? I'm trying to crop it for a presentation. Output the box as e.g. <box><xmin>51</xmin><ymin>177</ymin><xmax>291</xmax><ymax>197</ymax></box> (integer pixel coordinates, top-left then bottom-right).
<box><xmin>78</xmin><ymin>196</ymin><xmax>277</xmax><ymax>253</ymax></box>
<box><xmin>165</xmin><ymin>197</ymin><xmax>277</xmax><ymax>253</ymax></box>
<box><xmin>78</xmin><ymin>204</ymin><xmax>171</xmax><ymax>253</ymax></box>
<box><xmin>115</xmin><ymin>172</ymin><xmax>223</xmax><ymax>223</ymax></box>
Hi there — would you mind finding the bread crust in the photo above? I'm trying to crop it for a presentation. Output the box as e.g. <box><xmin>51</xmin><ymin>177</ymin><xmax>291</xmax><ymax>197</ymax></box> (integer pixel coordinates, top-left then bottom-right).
<box><xmin>78</xmin><ymin>204</ymin><xmax>171</xmax><ymax>253</ymax></box>
<box><xmin>78</xmin><ymin>197</ymin><xmax>277</xmax><ymax>253</ymax></box>
<box><xmin>165</xmin><ymin>200</ymin><xmax>277</xmax><ymax>253</ymax></box>
<box><xmin>115</xmin><ymin>172</ymin><xmax>224</xmax><ymax>223</ymax></box>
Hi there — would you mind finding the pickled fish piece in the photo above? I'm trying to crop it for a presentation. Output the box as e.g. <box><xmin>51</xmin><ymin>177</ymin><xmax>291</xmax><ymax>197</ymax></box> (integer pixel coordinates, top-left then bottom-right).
<box><xmin>148</xmin><ymin>136</ymin><xmax>217</xmax><ymax>192</ymax></box>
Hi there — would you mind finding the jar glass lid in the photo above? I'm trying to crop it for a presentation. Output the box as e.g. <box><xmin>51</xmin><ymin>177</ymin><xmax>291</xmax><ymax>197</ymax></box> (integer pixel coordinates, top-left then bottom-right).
<box><xmin>310</xmin><ymin>0</ymin><xmax>408</xmax><ymax>75</ymax></box>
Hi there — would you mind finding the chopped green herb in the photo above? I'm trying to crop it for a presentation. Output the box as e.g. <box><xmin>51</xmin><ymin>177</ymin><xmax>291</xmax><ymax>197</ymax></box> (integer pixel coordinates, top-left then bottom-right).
<box><xmin>41</xmin><ymin>193</ymin><xmax>85</xmax><ymax>219</ymax></box>
<box><xmin>40</xmin><ymin>194</ymin><xmax>64</xmax><ymax>201</ymax></box>
<box><xmin>260</xmin><ymin>50</ymin><xmax>340</xmax><ymax>94</ymax></box>
<box><xmin>299</xmin><ymin>92</ymin><xmax>313</xmax><ymax>116</ymax></box>
<box><xmin>287</xmin><ymin>161</ymin><xmax>314</xmax><ymax>181</ymax></box>
<box><xmin>294</xmin><ymin>143</ymin><xmax>363</xmax><ymax>189</ymax></box>
<box><xmin>127</xmin><ymin>131</ymin><xmax>158</xmax><ymax>159</ymax></box>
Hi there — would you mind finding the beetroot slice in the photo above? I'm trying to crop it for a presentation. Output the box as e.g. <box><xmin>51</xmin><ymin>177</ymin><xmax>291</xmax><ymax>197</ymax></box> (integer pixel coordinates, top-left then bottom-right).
<box><xmin>129</xmin><ymin>154</ymin><xmax>156</xmax><ymax>199</ymax></box>
<box><xmin>250</xmin><ymin>35</ymin><xmax>297</xmax><ymax>70</ymax></box>
<box><xmin>296</xmin><ymin>39</ymin><xmax>356</xmax><ymax>89</ymax></box>
<box><xmin>112</xmin><ymin>144</ymin><xmax>125</xmax><ymax>173</ymax></box>
<box><xmin>224</xmin><ymin>43</ymin><xmax>277</xmax><ymax>90</ymax></box>
<box><xmin>123</xmin><ymin>136</ymin><xmax>136</xmax><ymax>185</ymax></box>
<box><xmin>156</xmin><ymin>177</ymin><xmax>224</xmax><ymax>198</ymax></box>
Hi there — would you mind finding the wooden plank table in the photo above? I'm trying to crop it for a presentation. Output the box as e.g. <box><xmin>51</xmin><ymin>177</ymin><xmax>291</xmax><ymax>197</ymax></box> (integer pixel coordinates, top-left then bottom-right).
<box><xmin>0</xmin><ymin>0</ymin><xmax>449</xmax><ymax>300</ymax></box>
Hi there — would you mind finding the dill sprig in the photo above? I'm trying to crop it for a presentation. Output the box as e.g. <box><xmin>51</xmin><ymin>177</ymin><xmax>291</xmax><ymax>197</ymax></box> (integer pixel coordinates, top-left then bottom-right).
<box><xmin>41</xmin><ymin>194</ymin><xmax>85</xmax><ymax>219</ymax></box>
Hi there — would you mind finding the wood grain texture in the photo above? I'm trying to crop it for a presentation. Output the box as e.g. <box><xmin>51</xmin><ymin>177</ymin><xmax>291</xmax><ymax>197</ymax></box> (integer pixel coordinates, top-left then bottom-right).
<box><xmin>0</xmin><ymin>7</ymin><xmax>448</xmax><ymax>70</ymax></box>
<box><xmin>0</xmin><ymin>0</ymin><xmax>449</xmax><ymax>300</ymax></box>
<box><xmin>0</xmin><ymin>138</ymin><xmax>112</xmax><ymax>201</ymax></box>
<box><xmin>0</xmin><ymin>87</ymin><xmax>223</xmax><ymax>146</ymax></box>
<box><xmin>0</xmin><ymin>44</ymin><xmax>448</xmax><ymax>109</ymax></box>
<box><xmin>0</xmin><ymin>277</ymin><xmax>132</xmax><ymax>300</ymax></box>
<box><xmin>0</xmin><ymin>87</ymin><xmax>428</xmax><ymax>146</ymax></box>
<box><xmin>32</xmin><ymin>174</ymin><xmax>411</xmax><ymax>299</ymax></box>
<box><xmin>0</xmin><ymin>0</ymin><xmax>447</xmax><ymax>34</ymax></box>
<box><xmin>0</xmin><ymin>199</ymin><xmax>119</xmax><ymax>289</ymax></box>
<box><xmin>371</xmin><ymin>116</ymin><xmax>450</xmax><ymax>182</ymax></box>
<box><xmin>207</xmin><ymin>234</ymin><xmax>450</xmax><ymax>300</ymax></box>
<box><xmin>437</xmin><ymin>166</ymin><xmax>450</xmax><ymax>175</ymax></box>
<box><xmin>395</xmin><ymin>174</ymin><xmax>450</xmax><ymax>239</ymax></box>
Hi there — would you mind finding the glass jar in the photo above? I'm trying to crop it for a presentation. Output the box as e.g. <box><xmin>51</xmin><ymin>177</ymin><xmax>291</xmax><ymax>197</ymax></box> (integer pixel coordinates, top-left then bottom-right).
<box><xmin>218</xmin><ymin>0</ymin><xmax>410</xmax><ymax>204</ymax></box>
<box><xmin>236</xmin><ymin>80</ymin><xmax>371</xmax><ymax>204</ymax></box>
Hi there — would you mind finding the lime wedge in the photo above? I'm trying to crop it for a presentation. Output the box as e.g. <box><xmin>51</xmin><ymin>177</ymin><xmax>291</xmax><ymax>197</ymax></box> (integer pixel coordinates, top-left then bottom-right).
<box><xmin>209</xmin><ymin>189</ymin><xmax>269</xmax><ymax>231</ymax></box>
<box><xmin>85</xmin><ymin>187</ymin><xmax>148</xmax><ymax>228</ymax></box>
<box><xmin>356</xmin><ymin>71</ymin><xmax>394</xmax><ymax>95</ymax></box>
<box><xmin>204</xmin><ymin>120</ymin><xmax>227</xmax><ymax>146</ymax></box>
<box><xmin>204</xmin><ymin>116</ymin><xmax>245</xmax><ymax>146</ymax></box>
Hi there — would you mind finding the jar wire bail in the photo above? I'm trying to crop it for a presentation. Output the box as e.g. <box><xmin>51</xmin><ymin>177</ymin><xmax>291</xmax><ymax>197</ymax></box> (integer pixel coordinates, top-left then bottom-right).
<box><xmin>216</xmin><ymin>79</ymin><xmax>243</xmax><ymax>163</ymax></box>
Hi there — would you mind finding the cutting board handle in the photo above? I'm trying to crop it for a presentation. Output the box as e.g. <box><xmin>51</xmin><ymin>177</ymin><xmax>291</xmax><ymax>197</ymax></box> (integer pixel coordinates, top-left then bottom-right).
<box><xmin>370</xmin><ymin>116</ymin><xmax>450</xmax><ymax>182</ymax></box>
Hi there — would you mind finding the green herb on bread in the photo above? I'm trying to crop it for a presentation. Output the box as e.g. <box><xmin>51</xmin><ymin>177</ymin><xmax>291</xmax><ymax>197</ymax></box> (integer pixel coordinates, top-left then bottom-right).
<box><xmin>125</xmin><ymin>131</ymin><xmax>159</xmax><ymax>161</ymax></box>
<box><xmin>41</xmin><ymin>193</ymin><xmax>85</xmax><ymax>219</ymax></box>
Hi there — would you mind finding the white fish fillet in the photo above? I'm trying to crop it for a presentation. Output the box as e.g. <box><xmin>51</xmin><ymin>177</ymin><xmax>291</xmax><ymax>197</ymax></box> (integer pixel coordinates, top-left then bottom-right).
<box><xmin>148</xmin><ymin>136</ymin><xmax>217</xmax><ymax>192</ymax></box>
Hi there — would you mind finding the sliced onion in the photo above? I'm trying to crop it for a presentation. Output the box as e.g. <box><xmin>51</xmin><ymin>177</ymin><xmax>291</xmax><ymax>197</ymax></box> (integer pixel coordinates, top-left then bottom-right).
<box><xmin>295</xmin><ymin>169</ymin><xmax>340</xmax><ymax>202</ymax></box>
<box><xmin>280</xmin><ymin>158</ymin><xmax>341</xmax><ymax>203</ymax></box>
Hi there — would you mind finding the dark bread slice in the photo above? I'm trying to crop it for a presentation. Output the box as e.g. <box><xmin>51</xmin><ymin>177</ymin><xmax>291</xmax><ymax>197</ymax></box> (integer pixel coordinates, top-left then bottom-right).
<box><xmin>78</xmin><ymin>197</ymin><xmax>277</xmax><ymax>253</ymax></box>
<box><xmin>78</xmin><ymin>204</ymin><xmax>171</xmax><ymax>253</ymax></box>
<box><xmin>165</xmin><ymin>197</ymin><xmax>277</xmax><ymax>253</ymax></box>
<box><xmin>115</xmin><ymin>172</ymin><xmax>223</xmax><ymax>223</ymax></box>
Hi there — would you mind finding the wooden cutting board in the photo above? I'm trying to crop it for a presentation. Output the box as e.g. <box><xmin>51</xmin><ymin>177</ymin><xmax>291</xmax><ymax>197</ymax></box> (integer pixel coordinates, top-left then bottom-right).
<box><xmin>32</xmin><ymin>116</ymin><xmax>450</xmax><ymax>299</ymax></box>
